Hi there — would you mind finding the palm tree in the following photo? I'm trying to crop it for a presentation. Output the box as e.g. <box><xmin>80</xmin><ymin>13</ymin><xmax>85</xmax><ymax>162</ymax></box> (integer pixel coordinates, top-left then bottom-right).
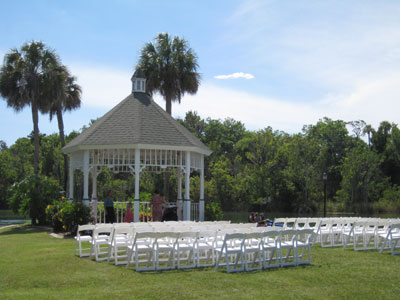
<box><xmin>44</xmin><ymin>64</ymin><xmax>82</xmax><ymax>191</ymax></box>
<box><xmin>0</xmin><ymin>41</ymin><xmax>59</xmax><ymax>175</ymax></box>
<box><xmin>362</xmin><ymin>124</ymin><xmax>375</xmax><ymax>149</ymax></box>
<box><xmin>137</xmin><ymin>33</ymin><xmax>201</xmax><ymax>115</ymax></box>
<box><xmin>137</xmin><ymin>33</ymin><xmax>201</xmax><ymax>201</ymax></box>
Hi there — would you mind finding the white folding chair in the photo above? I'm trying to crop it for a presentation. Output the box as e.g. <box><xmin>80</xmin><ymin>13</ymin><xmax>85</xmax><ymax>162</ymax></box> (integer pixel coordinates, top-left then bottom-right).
<box><xmin>154</xmin><ymin>232</ymin><xmax>178</xmax><ymax>270</ymax></box>
<box><xmin>262</xmin><ymin>230</ymin><xmax>280</xmax><ymax>269</ymax></box>
<box><xmin>197</xmin><ymin>230</ymin><xmax>217</xmax><ymax>267</ymax></box>
<box><xmin>107</xmin><ymin>225</ymin><xmax>134</xmax><ymax>265</ymax></box>
<box><xmin>343</xmin><ymin>221</ymin><xmax>366</xmax><ymax>251</ymax></box>
<box><xmin>215</xmin><ymin>233</ymin><xmax>245</xmax><ymax>273</ymax></box>
<box><xmin>74</xmin><ymin>224</ymin><xmax>94</xmax><ymax>257</ymax></box>
<box><xmin>319</xmin><ymin>219</ymin><xmax>333</xmax><ymax>248</ymax></box>
<box><xmin>380</xmin><ymin>223</ymin><xmax>400</xmax><ymax>255</ymax></box>
<box><xmin>90</xmin><ymin>224</ymin><xmax>113</xmax><ymax>261</ymax></box>
<box><xmin>279</xmin><ymin>229</ymin><xmax>297</xmax><ymax>267</ymax></box>
<box><xmin>243</xmin><ymin>232</ymin><xmax>263</xmax><ymax>271</ymax></box>
<box><xmin>175</xmin><ymin>231</ymin><xmax>198</xmax><ymax>269</ymax></box>
<box><xmin>308</xmin><ymin>218</ymin><xmax>321</xmax><ymax>245</ymax></box>
<box><xmin>376</xmin><ymin>220</ymin><xmax>392</xmax><ymax>250</ymax></box>
<box><xmin>296</xmin><ymin>229</ymin><xmax>313</xmax><ymax>265</ymax></box>
<box><xmin>126</xmin><ymin>231</ymin><xmax>157</xmax><ymax>271</ymax></box>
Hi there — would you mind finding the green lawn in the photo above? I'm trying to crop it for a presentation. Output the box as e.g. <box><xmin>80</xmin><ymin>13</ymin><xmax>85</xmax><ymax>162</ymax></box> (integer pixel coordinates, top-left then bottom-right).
<box><xmin>1</xmin><ymin>225</ymin><xmax>399</xmax><ymax>300</ymax></box>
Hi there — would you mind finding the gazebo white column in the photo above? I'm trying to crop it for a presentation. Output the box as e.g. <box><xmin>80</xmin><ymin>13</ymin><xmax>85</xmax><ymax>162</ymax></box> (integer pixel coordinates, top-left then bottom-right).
<box><xmin>83</xmin><ymin>150</ymin><xmax>90</xmax><ymax>206</ymax></box>
<box><xmin>184</xmin><ymin>151</ymin><xmax>191</xmax><ymax>221</ymax></box>
<box><xmin>91</xmin><ymin>165</ymin><xmax>98</xmax><ymax>223</ymax></box>
<box><xmin>177</xmin><ymin>167</ymin><xmax>183</xmax><ymax>221</ymax></box>
<box><xmin>199</xmin><ymin>154</ymin><xmax>205</xmax><ymax>221</ymax></box>
<box><xmin>134</xmin><ymin>148</ymin><xmax>140</xmax><ymax>222</ymax></box>
<box><xmin>68</xmin><ymin>159</ymin><xmax>74</xmax><ymax>201</ymax></box>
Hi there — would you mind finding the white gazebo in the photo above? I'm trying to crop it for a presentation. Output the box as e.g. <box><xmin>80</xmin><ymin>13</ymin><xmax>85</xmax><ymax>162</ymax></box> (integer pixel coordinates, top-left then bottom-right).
<box><xmin>62</xmin><ymin>70</ymin><xmax>211</xmax><ymax>222</ymax></box>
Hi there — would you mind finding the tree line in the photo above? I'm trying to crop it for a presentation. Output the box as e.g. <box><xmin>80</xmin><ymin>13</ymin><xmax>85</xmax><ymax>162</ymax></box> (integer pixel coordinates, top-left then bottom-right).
<box><xmin>1</xmin><ymin>114</ymin><xmax>400</xmax><ymax>215</ymax></box>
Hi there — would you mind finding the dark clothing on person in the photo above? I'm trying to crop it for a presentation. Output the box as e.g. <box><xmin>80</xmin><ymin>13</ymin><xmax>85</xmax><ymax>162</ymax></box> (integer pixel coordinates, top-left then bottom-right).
<box><xmin>104</xmin><ymin>196</ymin><xmax>115</xmax><ymax>223</ymax></box>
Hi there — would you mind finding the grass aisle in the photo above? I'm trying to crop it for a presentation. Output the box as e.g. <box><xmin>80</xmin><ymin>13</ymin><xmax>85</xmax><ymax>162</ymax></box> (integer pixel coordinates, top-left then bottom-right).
<box><xmin>1</xmin><ymin>225</ymin><xmax>399</xmax><ymax>300</ymax></box>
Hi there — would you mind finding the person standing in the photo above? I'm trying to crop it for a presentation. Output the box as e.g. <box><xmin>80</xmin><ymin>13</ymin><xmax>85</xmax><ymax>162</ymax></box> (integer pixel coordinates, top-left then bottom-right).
<box><xmin>123</xmin><ymin>202</ymin><xmax>134</xmax><ymax>223</ymax></box>
<box><xmin>150</xmin><ymin>189</ymin><xmax>166</xmax><ymax>222</ymax></box>
<box><xmin>104</xmin><ymin>190</ymin><xmax>115</xmax><ymax>223</ymax></box>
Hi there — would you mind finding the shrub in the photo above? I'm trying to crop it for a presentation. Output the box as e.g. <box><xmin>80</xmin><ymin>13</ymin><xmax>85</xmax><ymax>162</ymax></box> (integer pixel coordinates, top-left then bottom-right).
<box><xmin>205</xmin><ymin>201</ymin><xmax>224</xmax><ymax>221</ymax></box>
<box><xmin>8</xmin><ymin>175</ymin><xmax>61</xmax><ymax>225</ymax></box>
<box><xmin>46</xmin><ymin>198</ymin><xmax>91</xmax><ymax>233</ymax></box>
<box><xmin>373</xmin><ymin>185</ymin><xmax>400</xmax><ymax>213</ymax></box>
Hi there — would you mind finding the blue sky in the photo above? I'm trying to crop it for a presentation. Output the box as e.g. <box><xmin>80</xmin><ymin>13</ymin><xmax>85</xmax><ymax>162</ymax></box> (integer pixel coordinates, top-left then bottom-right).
<box><xmin>1</xmin><ymin>0</ymin><xmax>400</xmax><ymax>146</ymax></box>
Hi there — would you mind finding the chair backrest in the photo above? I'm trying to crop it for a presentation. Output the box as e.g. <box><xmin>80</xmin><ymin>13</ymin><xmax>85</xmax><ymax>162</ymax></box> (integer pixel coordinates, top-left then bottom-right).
<box><xmin>92</xmin><ymin>225</ymin><xmax>113</xmax><ymax>238</ymax></box>
<box><xmin>222</xmin><ymin>233</ymin><xmax>245</xmax><ymax>248</ymax></box>
<box><xmin>280</xmin><ymin>229</ymin><xmax>297</xmax><ymax>242</ymax></box>
<box><xmin>133</xmin><ymin>231</ymin><xmax>158</xmax><ymax>246</ymax></box>
<box><xmin>243</xmin><ymin>232</ymin><xmax>263</xmax><ymax>245</ymax></box>
<box><xmin>178</xmin><ymin>231</ymin><xmax>198</xmax><ymax>239</ymax></box>
<box><xmin>296</xmin><ymin>229</ymin><xmax>314</xmax><ymax>243</ymax></box>
<box><xmin>273</xmin><ymin>218</ymin><xmax>286</xmax><ymax>227</ymax></box>
<box><xmin>113</xmin><ymin>225</ymin><xmax>134</xmax><ymax>237</ymax></box>
<box><xmin>285</xmin><ymin>218</ymin><xmax>297</xmax><ymax>229</ymax></box>
<box><xmin>77</xmin><ymin>224</ymin><xmax>95</xmax><ymax>233</ymax></box>
<box><xmin>389</xmin><ymin>222</ymin><xmax>400</xmax><ymax>233</ymax></box>
<box><xmin>154</xmin><ymin>232</ymin><xmax>179</xmax><ymax>246</ymax></box>
<box><xmin>177</xmin><ymin>232</ymin><xmax>198</xmax><ymax>246</ymax></box>
<box><xmin>349</xmin><ymin>221</ymin><xmax>366</xmax><ymax>235</ymax></box>
<box><xmin>263</xmin><ymin>230</ymin><xmax>280</xmax><ymax>239</ymax></box>
<box><xmin>295</xmin><ymin>218</ymin><xmax>308</xmax><ymax>229</ymax></box>
<box><xmin>198</xmin><ymin>230</ymin><xmax>217</xmax><ymax>241</ymax></box>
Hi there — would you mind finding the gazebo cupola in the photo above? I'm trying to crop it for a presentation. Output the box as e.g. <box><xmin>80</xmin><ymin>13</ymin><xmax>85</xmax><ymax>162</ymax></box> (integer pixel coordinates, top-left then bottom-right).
<box><xmin>63</xmin><ymin>71</ymin><xmax>211</xmax><ymax>223</ymax></box>
<box><xmin>131</xmin><ymin>69</ymin><xmax>146</xmax><ymax>93</ymax></box>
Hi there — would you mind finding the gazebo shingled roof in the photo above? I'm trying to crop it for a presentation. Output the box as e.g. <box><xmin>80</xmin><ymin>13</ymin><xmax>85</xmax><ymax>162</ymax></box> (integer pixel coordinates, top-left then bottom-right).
<box><xmin>63</xmin><ymin>92</ymin><xmax>211</xmax><ymax>155</ymax></box>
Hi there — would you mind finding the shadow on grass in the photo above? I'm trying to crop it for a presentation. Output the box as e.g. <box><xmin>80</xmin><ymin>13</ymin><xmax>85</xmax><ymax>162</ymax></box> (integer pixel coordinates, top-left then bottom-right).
<box><xmin>0</xmin><ymin>224</ymin><xmax>50</xmax><ymax>236</ymax></box>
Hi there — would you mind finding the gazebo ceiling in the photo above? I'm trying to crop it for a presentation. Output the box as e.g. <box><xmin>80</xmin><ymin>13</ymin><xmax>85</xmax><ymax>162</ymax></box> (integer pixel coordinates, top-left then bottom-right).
<box><xmin>62</xmin><ymin>92</ymin><xmax>211</xmax><ymax>156</ymax></box>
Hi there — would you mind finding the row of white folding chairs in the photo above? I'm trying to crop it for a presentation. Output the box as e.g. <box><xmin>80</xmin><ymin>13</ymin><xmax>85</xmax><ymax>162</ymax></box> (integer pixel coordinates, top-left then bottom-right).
<box><xmin>76</xmin><ymin>224</ymin><xmax>313</xmax><ymax>272</ymax></box>
<box><xmin>214</xmin><ymin>229</ymin><xmax>314</xmax><ymax>273</ymax></box>
<box><xmin>343</xmin><ymin>219</ymin><xmax>399</xmax><ymax>251</ymax></box>
<box><xmin>74</xmin><ymin>222</ymin><xmax>232</xmax><ymax>262</ymax></box>
<box><xmin>273</xmin><ymin>217</ymin><xmax>400</xmax><ymax>248</ymax></box>
<box><xmin>113</xmin><ymin>225</ymin><xmax>269</xmax><ymax>268</ymax></box>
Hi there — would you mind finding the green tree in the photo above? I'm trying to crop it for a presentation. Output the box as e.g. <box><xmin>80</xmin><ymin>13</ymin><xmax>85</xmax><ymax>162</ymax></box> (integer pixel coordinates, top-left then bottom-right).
<box><xmin>337</xmin><ymin>143</ymin><xmax>385</xmax><ymax>212</ymax></box>
<box><xmin>280</xmin><ymin>134</ymin><xmax>320</xmax><ymax>213</ymax></box>
<box><xmin>177</xmin><ymin>111</ymin><xmax>205</xmax><ymax>139</ymax></box>
<box><xmin>303</xmin><ymin>117</ymin><xmax>355</xmax><ymax>201</ymax></box>
<box><xmin>8</xmin><ymin>174</ymin><xmax>61</xmax><ymax>225</ymax></box>
<box><xmin>8</xmin><ymin>137</ymin><xmax>34</xmax><ymax>180</ymax></box>
<box><xmin>137</xmin><ymin>32</ymin><xmax>200</xmax><ymax>115</ymax></box>
<box><xmin>0</xmin><ymin>41</ymin><xmax>60</xmax><ymax>175</ymax></box>
<box><xmin>0</xmin><ymin>146</ymin><xmax>17</xmax><ymax>208</ymax></box>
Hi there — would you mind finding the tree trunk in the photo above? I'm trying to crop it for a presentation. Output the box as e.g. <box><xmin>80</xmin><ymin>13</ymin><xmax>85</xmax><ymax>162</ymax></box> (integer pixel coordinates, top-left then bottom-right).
<box><xmin>166</xmin><ymin>97</ymin><xmax>172</xmax><ymax>115</ymax></box>
<box><xmin>31</xmin><ymin>103</ymin><xmax>40</xmax><ymax>175</ymax></box>
<box><xmin>57</xmin><ymin>108</ymin><xmax>68</xmax><ymax>192</ymax></box>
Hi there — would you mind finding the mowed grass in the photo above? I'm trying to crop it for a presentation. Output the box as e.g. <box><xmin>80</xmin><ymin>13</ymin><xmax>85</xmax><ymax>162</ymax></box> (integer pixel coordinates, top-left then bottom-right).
<box><xmin>1</xmin><ymin>226</ymin><xmax>399</xmax><ymax>300</ymax></box>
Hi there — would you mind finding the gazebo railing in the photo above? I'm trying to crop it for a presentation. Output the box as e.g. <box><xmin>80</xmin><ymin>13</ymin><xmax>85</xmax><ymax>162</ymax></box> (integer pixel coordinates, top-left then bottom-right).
<box><xmin>97</xmin><ymin>201</ymin><xmax>152</xmax><ymax>223</ymax></box>
<box><xmin>96</xmin><ymin>201</ymin><xmax>199</xmax><ymax>223</ymax></box>
<box><xmin>191</xmin><ymin>202</ymin><xmax>199</xmax><ymax>222</ymax></box>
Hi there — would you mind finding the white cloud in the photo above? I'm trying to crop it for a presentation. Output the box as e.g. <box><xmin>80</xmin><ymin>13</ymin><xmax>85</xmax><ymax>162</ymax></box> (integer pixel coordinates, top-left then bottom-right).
<box><xmin>214</xmin><ymin>72</ymin><xmax>255</xmax><ymax>80</ymax></box>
